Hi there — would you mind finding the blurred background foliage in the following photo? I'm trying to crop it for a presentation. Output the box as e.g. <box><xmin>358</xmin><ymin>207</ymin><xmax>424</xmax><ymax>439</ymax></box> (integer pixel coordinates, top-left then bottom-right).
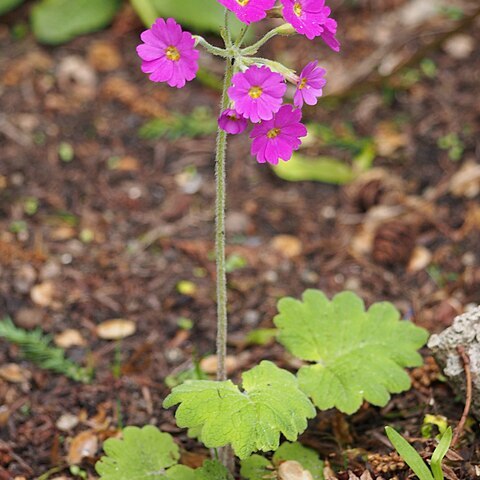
<box><xmin>0</xmin><ymin>0</ymin><xmax>240</xmax><ymax>44</ymax></box>
<box><xmin>1</xmin><ymin>0</ymin><xmax>475</xmax><ymax>186</ymax></box>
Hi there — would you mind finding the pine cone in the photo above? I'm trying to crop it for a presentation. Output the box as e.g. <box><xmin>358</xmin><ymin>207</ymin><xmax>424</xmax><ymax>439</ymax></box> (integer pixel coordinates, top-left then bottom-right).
<box><xmin>324</xmin><ymin>467</ymin><xmax>388</xmax><ymax>480</ymax></box>
<box><xmin>410</xmin><ymin>356</ymin><xmax>441</xmax><ymax>392</ymax></box>
<box><xmin>354</xmin><ymin>178</ymin><xmax>386</xmax><ymax>212</ymax></box>
<box><xmin>343</xmin><ymin>169</ymin><xmax>404</xmax><ymax>213</ymax></box>
<box><xmin>372</xmin><ymin>221</ymin><xmax>416</xmax><ymax>265</ymax></box>
<box><xmin>367</xmin><ymin>452</ymin><xmax>406</xmax><ymax>475</ymax></box>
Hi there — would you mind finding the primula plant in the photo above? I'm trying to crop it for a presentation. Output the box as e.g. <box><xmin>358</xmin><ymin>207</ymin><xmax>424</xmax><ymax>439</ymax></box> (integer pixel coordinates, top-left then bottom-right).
<box><xmin>96</xmin><ymin>1</ymin><xmax>429</xmax><ymax>478</ymax></box>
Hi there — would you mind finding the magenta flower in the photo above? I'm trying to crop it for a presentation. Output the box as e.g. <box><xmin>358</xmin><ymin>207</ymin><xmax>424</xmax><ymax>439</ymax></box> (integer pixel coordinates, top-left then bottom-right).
<box><xmin>218</xmin><ymin>109</ymin><xmax>248</xmax><ymax>134</ymax></box>
<box><xmin>136</xmin><ymin>18</ymin><xmax>199</xmax><ymax>88</ymax></box>
<box><xmin>281</xmin><ymin>0</ymin><xmax>340</xmax><ymax>50</ymax></box>
<box><xmin>228</xmin><ymin>65</ymin><xmax>287</xmax><ymax>123</ymax></box>
<box><xmin>320</xmin><ymin>18</ymin><xmax>340</xmax><ymax>52</ymax></box>
<box><xmin>294</xmin><ymin>61</ymin><xmax>326</xmax><ymax>108</ymax></box>
<box><xmin>250</xmin><ymin>105</ymin><xmax>307</xmax><ymax>165</ymax></box>
<box><xmin>218</xmin><ymin>0</ymin><xmax>276</xmax><ymax>24</ymax></box>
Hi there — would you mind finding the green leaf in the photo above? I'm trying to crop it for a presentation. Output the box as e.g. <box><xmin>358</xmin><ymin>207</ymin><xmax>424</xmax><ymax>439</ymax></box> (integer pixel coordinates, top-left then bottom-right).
<box><xmin>0</xmin><ymin>0</ymin><xmax>24</xmax><ymax>15</ymax></box>
<box><xmin>430</xmin><ymin>427</ymin><xmax>452</xmax><ymax>480</ymax></box>
<box><xmin>385</xmin><ymin>427</ymin><xmax>434</xmax><ymax>480</ymax></box>
<box><xmin>164</xmin><ymin>361</ymin><xmax>316</xmax><ymax>459</ymax></box>
<box><xmin>129</xmin><ymin>0</ymin><xmax>158</xmax><ymax>27</ymax></box>
<box><xmin>95</xmin><ymin>425</ymin><xmax>185</xmax><ymax>479</ymax></box>
<box><xmin>272</xmin><ymin>154</ymin><xmax>356</xmax><ymax>185</ymax></box>
<box><xmin>165</xmin><ymin>365</ymin><xmax>209</xmax><ymax>389</ymax></box>
<box><xmin>165</xmin><ymin>465</ymin><xmax>197</xmax><ymax>480</ymax></box>
<box><xmin>240</xmin><ymin>455</ymin><xmax>273</xmax><ymax>480</ymax></box>
<box><xmin>273</xmin><ymin>442</ymin><xmax>324</xmax><ymax>480</ymax></box>
<box><xmin>272</xmin><ymin>123</ymin><xmax>376</xmax><ymax>185</ymax></box>
<box><xmin>31</xmin><ymin>0</ymin><xmax>121</xmax><ymax>45</ymax></box>
<box><xmin>150</xmin><ymin>0</ymin><xmax>244</xmax><ymax>36</ymax></box>
<box><xmin>274</xmin><ymin>290</ymin><xmax>429</xmax><ymax>414</ymax></box>
<box><xmin>240</xmin><ymin>442</ymin><xmax>324</xmax><ymax>480</ymax></box>
<box><xmin>139</xmin><ymin>107</ymin><xmax>217</xmax><ymax>140</ymax></box>
<box><xmin>194</xmin><ymin>460</ymin><xmax>233</xmax><ymax>480</ymax></box>
<box><xmin>245</xmin><ymin>328</ymin><xmax>278</xmax><ymax>346</ymax></box>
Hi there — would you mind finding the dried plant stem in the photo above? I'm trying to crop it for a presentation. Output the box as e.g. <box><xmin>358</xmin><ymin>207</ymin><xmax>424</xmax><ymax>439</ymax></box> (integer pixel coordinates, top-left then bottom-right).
<box><xmin>452</xmin><ymin>346</ymin><xmax>472</xmax><ymax>446</ymax></box>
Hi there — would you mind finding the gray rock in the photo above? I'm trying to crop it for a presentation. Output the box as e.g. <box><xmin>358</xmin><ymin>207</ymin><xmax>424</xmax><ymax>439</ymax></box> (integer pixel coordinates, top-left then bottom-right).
<box><xmin>428</xmin><ymin>306</ymin><xmax>480</xmax><ymax>419</ymax></box>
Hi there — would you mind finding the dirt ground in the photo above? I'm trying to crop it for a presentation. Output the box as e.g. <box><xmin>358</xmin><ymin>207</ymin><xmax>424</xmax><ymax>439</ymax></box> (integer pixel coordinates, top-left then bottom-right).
<box><xmin>0</xmin><ymin>1</ymin><xmax>479</xmax><ymax>478</ymax></box>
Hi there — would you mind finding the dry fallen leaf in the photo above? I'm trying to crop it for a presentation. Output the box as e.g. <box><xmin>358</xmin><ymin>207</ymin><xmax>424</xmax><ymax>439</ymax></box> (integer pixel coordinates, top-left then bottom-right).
<box><xmin>449</xmin><ymin>161</ymin><xmax>480</xmax><ymax>198</ymax></box>
<box><xmin>54</xmin><ymin>329</ymin><xmax>86</xmax><ymax>348</ymax></box>
<box><xmin>56</xmin><ymin>413</ymin><xmax>80</xmax><ymax>432</ymax></box>
<box><xmin>30</xmin><ymin>281</ymin><xmax>55</xmax><ymax>307</ymax></box>
<box><xmin>87</xmin><ymin>41</ymin><xmax>122</xmax><ymax>72</ymax></box>
<box><xmin>278</xmin><ymin>460</ymin><xmax>314</xmax><ymax>480</ymax></box>
<box><xmin>444</xmin><ymin>34</ymin><xmax>475</xmax><ymax>60</ymax></box>
<box><xmin>407</xmin><ymin>245</ymin><xmax>432</xmax><ymax>273</ymax></box>
<box><xmin>200</xmin><ymin>355</ymin><xmax>239</xmax><ymax>375</ymax></box>
<box><xmin>374</xmin><ymin>121</ymin><xmax>408</xmax><ymax>157</ymax></box>
<box><xmin>271</xmin><ymin>235</ymin><xmax>303</xmax><ymax>258</ymax></box>
<box><xmin>50</xmin><ymin>226</ymin><xmax>77</xmax><ymax>241</ymax></box>
<box><xmin>112</xmin><ymin>156</ymin><xmax>139</xmax><ymax>171</ymax></box>
<box><xmin>67</xmin><ymin>430</ymin><xmax>98</xmax><ymax>465</ymax></box>
<box><xmin>96</xmin><ymin>319</ymin><xmax>136</xmax><ymax>340</ymax></box>
<box><xmin>0</xmin><ymin>405</ymin><xmax>11</xmax><ymax>427</ymax></box>
<box><xmin>0</xmin><ymin>364</ymin><xmax>30</xmax><ymax>383</ymax></box>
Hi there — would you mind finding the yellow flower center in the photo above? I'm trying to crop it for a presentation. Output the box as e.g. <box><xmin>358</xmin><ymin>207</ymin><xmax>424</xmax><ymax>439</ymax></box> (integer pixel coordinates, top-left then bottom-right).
<box><xmin>293</xmin><ymin>2</ymin><xmax>302</xmax><ymax>16</ymax></box>
<box><xmin>298</xmin><ymin>77</ymin><xmax>308</xmax><ymax>90</ymax></box>
<box><xmin>236</xmin><ymin>0</ymin><xmax>250</xmax><ymax>5</ymax></box>
<box><xmin>267</xmin><ymin>128</ymin><xmax>281</xmax><ymax>139</ymax></box>
<box><xmin>166</xmin><ymin>46</ymin><xmax>180</xmax><ymax>62</ymax></box>
<box><xmin>248</xmin><ymin>86</ymin><xmax>263</xmax><ymax>99</ymax></box>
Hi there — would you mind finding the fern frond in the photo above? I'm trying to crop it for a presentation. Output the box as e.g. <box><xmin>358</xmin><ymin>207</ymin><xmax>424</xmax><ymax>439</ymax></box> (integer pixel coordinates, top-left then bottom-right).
<box><xmin>0</xmin><ymin>317</ymin><xmax>91</xmax><ymax>383</ymax></box>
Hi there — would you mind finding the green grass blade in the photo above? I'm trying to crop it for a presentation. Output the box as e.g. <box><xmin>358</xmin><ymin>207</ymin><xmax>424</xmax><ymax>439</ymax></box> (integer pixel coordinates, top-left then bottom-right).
<box><xmin>430</xmin><ymin>427</ymin><xmax>452</xmax><ymax>480</ymax></box>
<box><xmin>385</xmin><ymin>427</ymin><xmax>434</xmax><ymax>480</ymax></box>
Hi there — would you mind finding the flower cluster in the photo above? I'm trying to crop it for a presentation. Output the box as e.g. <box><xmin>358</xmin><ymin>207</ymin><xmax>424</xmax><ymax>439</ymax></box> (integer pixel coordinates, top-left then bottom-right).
<box><xmin>221</xmin><ymin>63</ymin><xmax>324</xmax><ymax>164</ymax></box>
<box><xmin>222</xmin><ymin>0</ymin><xmax>339</xmax><ymax>49</ymax></box>
<box><xmin>136</xmin><ymin>1</ymin><xmax>340</xmax><ymax>165</ymax></box>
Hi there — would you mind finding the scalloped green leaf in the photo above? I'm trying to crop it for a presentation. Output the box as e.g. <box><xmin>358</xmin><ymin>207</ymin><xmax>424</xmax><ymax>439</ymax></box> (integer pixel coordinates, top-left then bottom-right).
<box><xmin>194</xmin><ymin>460</ymin><xmax>233</xmax><ymax>480</ymax></box>
<box><xmin>273</xmin><ymin>442</ymin><xmax>324</xmax><ymax>480</ymax></box>
<box><xmin>95</xmin><ymin>425</ymin><xmax>185</xmax><ymax>479</ymax></box>
<box><xmin>240</xmin><ymin>455</ymin><xmax>273</xmax><ymax>480</ymax></box>
<box><xmin>274</xmin><ymin>290</ymin><xmax>429</xmax><ymax>414</ymax></box>
<box><xmin>164</xmin><ymin>361</ymin><xmax>316</xmax><ymax>459</ymax></box>
<box><xmin>240</xmin><ymin>442</ymin><xmax>324</xmax><ymax>480</ymax></box>
<box><xmin>165</xmin><ymin>465</ymin><xmax>197</xmax><ymax>480</ymax></box>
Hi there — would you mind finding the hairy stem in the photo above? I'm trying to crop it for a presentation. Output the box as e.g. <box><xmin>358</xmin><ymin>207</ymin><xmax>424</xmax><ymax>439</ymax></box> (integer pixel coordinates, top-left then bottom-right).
<box><xmin>193</xmin><ymin>35</ymin><xmax>229</xmax><ymax>57</ymax></box>
<box><xmin>241</xmin><ymin>23</ymin><xmax>295</xmax><ymax>55</ymax></box>
<box><xmin>235</xmin><ymin>24</ymin><xmax>250</xmax><ymax>47</ymax></box>
<box><xmin>215</xmin><ymin>58</ymin><xmax>234</xmax><ymax>383</ymax></box>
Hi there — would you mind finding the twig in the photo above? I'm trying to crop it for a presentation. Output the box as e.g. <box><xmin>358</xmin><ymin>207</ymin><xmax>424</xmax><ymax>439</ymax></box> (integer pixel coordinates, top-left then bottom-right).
<box><xmin>452</xmin><ymin>346</ymin><xmax>472</xmax><ymax>446</ymax></box>
<box><xmin>0</xmin><ymin>440</ymin><xmax>34</xmax><ymax>476</ymax></box>
<box><xmin>0</xmin><ymin>113</ymin><xmax>33</xmax><ymax>147</ymax></box>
